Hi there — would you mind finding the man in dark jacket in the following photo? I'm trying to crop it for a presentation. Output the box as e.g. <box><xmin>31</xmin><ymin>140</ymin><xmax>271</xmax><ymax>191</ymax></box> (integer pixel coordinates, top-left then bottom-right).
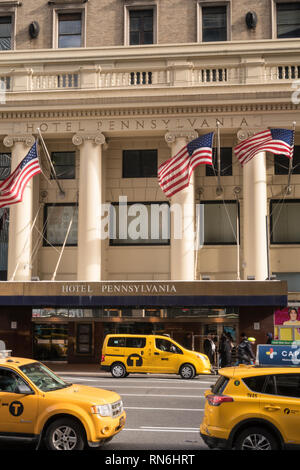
<box><xmin>238</xmin><ymin>333</ymin><xmax>255</xmax><ymax>365</ymax></box>
<box><xmin>219</xmin><ymin>333</ymin><xmax>232</xmax><ymax>368</ymax></box>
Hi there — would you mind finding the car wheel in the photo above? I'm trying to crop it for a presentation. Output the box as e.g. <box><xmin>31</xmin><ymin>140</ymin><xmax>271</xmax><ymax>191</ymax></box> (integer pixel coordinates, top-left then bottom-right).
<box><xmin>234</xmin><ymin>427</ymin><xmax>278</xmax><ymax>450</ymax></box>
<box><xmin>179</xmin><ymin>363</ymin><xmax>195</xmax><ymax>379</ymax></box>
<box><xmin>111</xmin><ymin>362</ymin><xmax>127</xmax><ymax>378</ymax></box>
<box><xmin>44</xmin><ymin>417</ymin><xmax>86</xmax><ymax>451</ymax></box>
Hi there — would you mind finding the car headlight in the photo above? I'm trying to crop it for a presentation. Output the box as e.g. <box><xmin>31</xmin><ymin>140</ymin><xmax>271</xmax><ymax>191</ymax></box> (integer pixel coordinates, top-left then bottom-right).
<box><xmin>91</xmin><ymin>404</ymin><xmax>112</xmax><ymax>417</ymax></box>
<box><xmin>196</xmin><ymin>354</ymin><xmax>206</xmax><ymax>360</ymax></box>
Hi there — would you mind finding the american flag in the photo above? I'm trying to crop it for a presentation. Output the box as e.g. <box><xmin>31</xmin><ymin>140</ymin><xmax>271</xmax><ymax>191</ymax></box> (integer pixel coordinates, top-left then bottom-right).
<box><xmin>158</xmin><ymin>133</ymin><xmax>214</xmax><ymax>197</ymax></box>
<box><xmin>234</xmin><ymin>128</ymin><xmax>294</xmax><ymax>166</ymax></box>
<box><xmin>0</xmin><ymin>141</ymin><xmax>41</xmax><ymax>208</ymax></box>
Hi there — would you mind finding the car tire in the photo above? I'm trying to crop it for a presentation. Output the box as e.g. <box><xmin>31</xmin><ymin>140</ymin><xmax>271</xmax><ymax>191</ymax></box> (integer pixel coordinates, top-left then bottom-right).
<box><xmin>44</xmin><ymin>417</ymin><xmax>86</xmax><ymax>451</ymax></box>
<box><xmin>234</xmin><ymin>426</ymin><xmax>279</xmax><ymax>450</ymax></box>
<box><xmin>111</xmin><ymin>362</ymin><xmax>127</xmax><ymax>378</ymax></box>
<box><xmin>179</xmin><ymin>363</ymin><xmax>195</xmax><ymax>379</ymax></box>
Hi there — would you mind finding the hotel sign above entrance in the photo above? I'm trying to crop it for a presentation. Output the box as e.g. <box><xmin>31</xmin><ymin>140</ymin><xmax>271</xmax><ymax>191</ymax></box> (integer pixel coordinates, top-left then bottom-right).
<box><xmin>0</xmin><ymin>280</ymin><xmax>287</xmax><ymax>298</ymax></box>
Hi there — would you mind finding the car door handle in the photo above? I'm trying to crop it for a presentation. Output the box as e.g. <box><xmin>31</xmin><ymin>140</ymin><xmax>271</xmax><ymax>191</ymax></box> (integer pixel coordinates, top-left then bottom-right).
<box><xmin>264</xmin><ymin>405</ymin><xmax>281</xmax><ymax>412</ymax></box>
<box><xmin>154</xmin><ymin>352</ymin><xmax>160</xmax><ymax>356</ymax></box>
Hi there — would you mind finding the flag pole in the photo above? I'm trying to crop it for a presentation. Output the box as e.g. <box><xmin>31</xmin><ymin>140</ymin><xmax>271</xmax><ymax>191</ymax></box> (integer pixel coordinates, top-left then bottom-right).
<box><xmin>37</xmin><ymin>128</ymin><xmax>65</xmax><ymax>197</ymax></box>
<box><xmin>216</xmin><ymin>120</ymin><xmax>222</xmax><ymax>196</ymax></box>
<box><xmin>286</xmin><ymin>121</ymin><xmax>296</xmax><ymax>194</ymax></box>
<box><xmin>51</xmin><ymin>217</ymin><xmax>73</xmax><ymax>281</ymax></box>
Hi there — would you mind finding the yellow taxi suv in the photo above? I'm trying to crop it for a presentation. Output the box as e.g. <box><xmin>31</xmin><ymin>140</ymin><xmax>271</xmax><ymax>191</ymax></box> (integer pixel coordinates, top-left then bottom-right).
<box><xmin>200</xmin><ymin>365</ymin><xmax>300</xmax><ymax>450</ymax></box>
<box><xmin>101</xmin><ymin>334</ymin><xmax>212</xmax><ymax>379</ymax></box>
<box><xmin>0</xmin><ymin>351</ymin><xmax>126</xmax><ymax>450</ymax></box>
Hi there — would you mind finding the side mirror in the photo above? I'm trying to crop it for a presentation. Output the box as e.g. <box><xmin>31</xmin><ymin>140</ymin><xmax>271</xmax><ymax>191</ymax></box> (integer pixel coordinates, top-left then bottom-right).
<box><xmin>17</xmin><ymin>383</ymin><xmax>34</xmax><ymax>395</ymax></box>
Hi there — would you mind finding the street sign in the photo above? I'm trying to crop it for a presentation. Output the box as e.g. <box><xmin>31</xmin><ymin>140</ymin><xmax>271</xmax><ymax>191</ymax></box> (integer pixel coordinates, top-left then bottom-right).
<box><xmin>257</xmin><ymin>344</ymin><xmax>300</xmax><ymax>366</ymax></box>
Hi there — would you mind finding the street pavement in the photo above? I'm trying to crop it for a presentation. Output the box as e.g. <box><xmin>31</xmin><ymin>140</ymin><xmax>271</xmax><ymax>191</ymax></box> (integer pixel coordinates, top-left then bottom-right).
<box><xmin>48</xmin><ymin>363</ymin><xmax>218</xmax><ymax>451</ymax></box>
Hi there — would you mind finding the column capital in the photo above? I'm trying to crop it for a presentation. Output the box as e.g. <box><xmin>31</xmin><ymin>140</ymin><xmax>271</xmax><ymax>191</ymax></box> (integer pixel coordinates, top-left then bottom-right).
<box><xmin>236</xmin><ymin>127</ymin><xmax>257</xmax><ymax>142</ymax></box>
<box><xmin>165</xmin><ymin>130</ymin><xmax>198</xmax><ymax>147</ymax></box>
<box><xmin>72</xmin><ymin>132</ymin><xmax>107</xmax><ymax>148</ymax></box>
<box><xmin>3</xmin><ymin>134</ymin><xmax>35</xmax><ymax>148</ymax></box>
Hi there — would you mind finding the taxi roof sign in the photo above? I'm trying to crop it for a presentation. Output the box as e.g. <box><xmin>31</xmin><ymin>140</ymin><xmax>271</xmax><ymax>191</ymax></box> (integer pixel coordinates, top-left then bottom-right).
<box><xmin>0</xmin><ymin>350</ymin><xmax>12</xmax><ymax>359</ymax></box>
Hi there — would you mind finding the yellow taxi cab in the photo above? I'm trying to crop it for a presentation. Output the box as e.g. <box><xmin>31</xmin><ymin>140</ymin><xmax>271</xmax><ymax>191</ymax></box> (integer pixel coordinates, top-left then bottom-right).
<box><xmin>101</xmin><ymin>334</ymin><xmax>212</xmax><ymax>379</ymax></box>
<box><xmin>200</xmin><ymin>365</ymin><xmax>300</xmax><ymax>450</ymax></box>
<box><xmin>0</xmin><ymin>350</ymin><xmax>126</xmax><ymax>450</ymax></box>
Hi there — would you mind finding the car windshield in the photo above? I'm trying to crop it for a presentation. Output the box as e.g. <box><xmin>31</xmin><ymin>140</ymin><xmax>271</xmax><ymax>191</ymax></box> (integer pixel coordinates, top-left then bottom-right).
<box><xmin>19</xmin><ymin>362</ymin><xmax>71</xmax><ymax>392</ymax></box>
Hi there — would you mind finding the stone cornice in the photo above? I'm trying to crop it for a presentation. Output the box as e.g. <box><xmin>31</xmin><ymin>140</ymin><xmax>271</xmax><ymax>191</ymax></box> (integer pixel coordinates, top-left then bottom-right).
<box><xmin>0</xmin><ymin>101</ymin><xmax>298</xmax><ymax>121</ymax></box>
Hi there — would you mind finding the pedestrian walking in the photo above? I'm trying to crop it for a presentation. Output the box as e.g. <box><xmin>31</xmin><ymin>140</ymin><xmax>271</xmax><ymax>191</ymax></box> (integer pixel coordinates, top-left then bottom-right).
<box><xmin>219</xmin><ymin>333</ymin><xmax>232</xmax><ymax>368</ymax></box>
<box><xmin>237</xmin><ymin>333</ymin><xmax>255</xmax><ymax>365</ymax></box>
<box><xmin>266</xmin><ymin>332</ymin><xmax>273</xmax><ymax>344</ymax></box>
<box><xmin>204</xmin><ymin>333</ymin><xmax>216</xmax><ymax>366</ymax></box>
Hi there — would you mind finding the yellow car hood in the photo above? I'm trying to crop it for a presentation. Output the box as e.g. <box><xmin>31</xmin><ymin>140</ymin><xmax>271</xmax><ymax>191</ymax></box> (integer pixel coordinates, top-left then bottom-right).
<box><xmin>47</xmin><ymin>383</ymin><xmax>121</xmax><ymax>405</ymax></box>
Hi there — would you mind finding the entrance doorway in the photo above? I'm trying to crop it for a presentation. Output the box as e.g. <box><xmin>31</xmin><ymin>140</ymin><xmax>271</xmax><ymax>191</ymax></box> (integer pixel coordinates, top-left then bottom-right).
<box><xmin>33</xmin><ymin>323</ymin><xmax>68</xmax><ymax>361</ymax></box>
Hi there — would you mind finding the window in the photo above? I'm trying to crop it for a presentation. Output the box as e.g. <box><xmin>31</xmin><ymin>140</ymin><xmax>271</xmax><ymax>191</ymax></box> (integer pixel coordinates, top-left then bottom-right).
<box><xmin>123</xmin><ymin>149</ymin><xmax>157</xmax><ymax>178</ymax></box>
<box><xmin>155</xmin><ymin>338</ymin><xmax>182</xmax><ymax>354</ymax></box>
<box><xmin>109</xmin><ymin>201</ymin><xmax>170</xmax><ymax>246</ymax></box>
<box><xmin>275</xmin><ymin>374</ymin><xmax>300</xmax><ymax>398</ymax></box>
<box><xmin>202</xmin><ymin>6</ymin><xmax>227</xmax><ymax>42</ymax></box>
<box><xmin>243</xmin><ymin>375</ymin><xmax>268</xmax><ymax>393</ymax></box>
<box><xmin>129</xmin><ymin>9</ymin><xmax>154</xmax><ymax>45</ymax></box>
<box><xmin>206</xmin><ymin>147</ymin><xmax>232</xmax><ymax>176</ymax></box>
<box><xmin>107</xmin><ymin>337</ymin><xmax>126</xmax><ymax>347</ymax></box>
<box><xmin>58</xmin><ymin>12</ymin><xmax>82</xmax><ymax>48</ymax></box>
<box><xmin>0</xmin><ymin>16</ymin><xmax>12</xmax><ymax>50</ymax></box>
<box><xmin>201</xmin><ymin>201</ymin><xmax>239</xmax><ymax>245</ymax></box>
<box><xmin>277</xmin><ymin>2</ymin><xmax>300</xmax><ymax>38</ymax></box>
<box><xmin>76</xmin><ymin>323</ymin><xmax>93</xmax><ymax>354</ymax></box>
<box><xmin>124</xmin><ymin>337</ymin><xmax>146</xmax><ymax>348</ymax></box>
<box><xmin>263</xmin><ymin>374</ymin><xmax>300</xmax><ymax>398</ymax></box>
<box><xmin>43</xmin><ymin>203</ymin><xmax>78</xmax><ymax>246</ymax></box>
<box><xmin>0</xmin><ymin>368</ymin><xmax>29</xmax><ymax>393</ymax></box>
<box><xmin>270</xmin><ymin>199</ymin><xmax>300</xmax><ymax>244</ymax></box>
<box><xmin>274</xmin><ymin>146</ymin><xmax>300</xmax><ymax>175</ymax></box>
<box><xmin>51</xmin><ymin>151</ymin><xmax>75</xmax><ymax>179</ymax></box>
<box><xmin>0</xmin><ymin>152</ymin><xmax>11</xmax><ymax>180</ymax></box>
<box><xmin>211</xmin><ymin>375</ymin><xmax>229</xmax><ymax>394</ymax></box>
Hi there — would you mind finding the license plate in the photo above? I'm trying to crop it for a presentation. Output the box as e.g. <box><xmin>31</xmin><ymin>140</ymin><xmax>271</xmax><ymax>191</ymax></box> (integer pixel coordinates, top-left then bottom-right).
<box><xmin>119</xmin><ymin>415</ymin><xmax>125</xmax><ymax>427</ymax></box>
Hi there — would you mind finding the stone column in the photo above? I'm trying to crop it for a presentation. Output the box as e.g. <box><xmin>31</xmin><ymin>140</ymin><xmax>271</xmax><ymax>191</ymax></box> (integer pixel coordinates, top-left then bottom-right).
<box><xmin>239</xmin><ymin>130</ymin><xmax>268</xmax><ymax>280</ymax></box>
<box><xmin>72</xmin><ymin>133</ymin><xmax>106</xmax><ymax>281</ymax></box>
<box><xmin>4</xmin><ymin>134</ymin><xmax>35</xmax><ymax>281</ymax></box>
<box><xmin>165</xmin><ymin>131</ymin><xmax>198</xmax><ymax>281</ymax></box>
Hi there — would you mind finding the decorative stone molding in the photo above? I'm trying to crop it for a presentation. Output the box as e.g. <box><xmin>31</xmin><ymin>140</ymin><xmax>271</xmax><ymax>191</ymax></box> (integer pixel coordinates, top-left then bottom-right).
<box><xmin>165</xmin><ymin>130</ymin><xmax>198</xmax><ymax>147</ymax></box>
<box><xmin>3</xmin><ymin>134</ymin><xmax>35</xmax><ymax>148</ymax></box>
<box><xmin>72</xmin><ymin>132</ymin><xmax>106</xmax><ymax>147</ymax></box>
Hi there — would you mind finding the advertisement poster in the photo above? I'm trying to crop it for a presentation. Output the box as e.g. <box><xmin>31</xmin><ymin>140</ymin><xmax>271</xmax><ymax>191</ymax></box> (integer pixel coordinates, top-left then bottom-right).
<box><xmin>274</xmin><ymin>306</ymin><xmax>300</xmax><ymax>342</ymax></box>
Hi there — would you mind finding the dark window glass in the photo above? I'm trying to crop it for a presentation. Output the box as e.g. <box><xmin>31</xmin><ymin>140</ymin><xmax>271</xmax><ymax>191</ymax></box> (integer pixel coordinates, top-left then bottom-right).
<box><xmin>123</xmin><ymin>149</ymin><xmax>157</xmax><ymax>178</ymax></box>
<box><xmin>0</xmin><ymin>16</ymin><xmax>12</xmax><ymax>51</ymax></box>
<box><xmin>202</xmin><ymin>6</ymin><xmax>227</xmax><ymax>42</ymax></box>
<box><xmin>277</xmin><ymin>3</ymin><xmax>300</xmax><ymax>38</ymax></box>
<box><xmin>264</xmin><ymin>375</ymin><xmax>276</xmax><ymax>394</ymax></box>
<box><xmin>58</xmin><ymin>13</ymin><xmax>82</xmax><ymax>48</ymax></box>
<box><xmin>275</xmin><ymin>374</ymin><xmax>300</xmax><ymax>398</ymax></box>
<box><xmin>51</xmin><ymin>152</ymin><xmax>75</xmax><ymax>179</ymax></box>
<box><xmin>125</xmin><ymin>337</ymin><xmax>146</xmax><ymax>348</ymax></box>
<box><xmin>243</xmin><ymin>375</ymin><xmax>268</xmax><ymax>393</ymax></box>
<box><xmin>270</xmin><ymin>199</ymin><xmax>300</xmax><ymax>244</ymax></box>
<box><xmin>0</xmin><ymin>152</ymin><xmax>11</xmax><ymax>180</ymax></box>
<box><xmin>129</xmin><ymin>9</ymin><xmax>153</xmax><ymax>45</ymax></box>
<box><xmin>211</xmin><ymin>375</ymin><xmax>229</xmax><ymax>394</ymax></box>
<box><xmin>206</xmin><ymin>147</ymin><xmax>232</xmax><ymax>176</ymax></box>
<box><xmin>76</xmin><ymin>323</ymin><xmax>92</xmax><ymax>354</ymax></box>
<box><xmin>107</xmin><ymin>337</ymin><xmax>126</xmax><ymax>347</ymax></box>
<box><xmin>201</xmin><ymin>201</ymin><xmax>239</xmax><ymax>245</ymax></box>
<box><xmin>43</xmin><ymin>204</ymin><xmax>78</xmax><ymax>246</ymax></box>
<box><xmin>274</xmin><ymin>146</ymin><xmax>300</xmax><ymax>175</ymax></box>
